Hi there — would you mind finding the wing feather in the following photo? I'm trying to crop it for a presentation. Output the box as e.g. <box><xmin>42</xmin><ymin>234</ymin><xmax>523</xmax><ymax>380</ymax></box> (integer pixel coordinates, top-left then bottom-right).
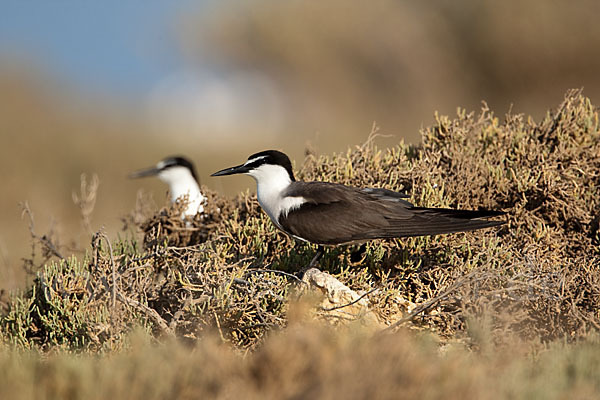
<box><xmin>278</xmin><ymin>181</ymin><xmax>504</xmax><ymax>245</ymax></box>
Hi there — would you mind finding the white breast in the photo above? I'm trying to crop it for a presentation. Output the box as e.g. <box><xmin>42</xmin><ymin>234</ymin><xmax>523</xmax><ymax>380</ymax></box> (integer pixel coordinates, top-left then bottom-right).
<box><xmin>247</xmin><ymin>164</ymin><xmax>305</xmax><ymax>226</ymax></box>
<box><xmin>158</xmin><ymin>166</ymin><xmax>205</xmax><ymax>217</ymax></box>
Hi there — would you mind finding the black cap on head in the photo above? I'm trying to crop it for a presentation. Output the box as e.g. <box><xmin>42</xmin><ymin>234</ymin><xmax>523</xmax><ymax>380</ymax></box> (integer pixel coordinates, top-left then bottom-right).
<box><xmin>211</xmin><ymin>150</ymin><xmax>295</xmax><ymax>181</ymax></box>
<box><xmin>160</xmin><ymin>156</ymin><xmax>199</xmax><ymax>183</ymax></box>
<box><xmin>247</xmin><ymin>150</ymin><xmax>295</xmax><ymax>181</ymax></box>
<box><xmin>129</xmin><ymin>155</ymin><xmax>199</xmax><ymax>183</ymax></box>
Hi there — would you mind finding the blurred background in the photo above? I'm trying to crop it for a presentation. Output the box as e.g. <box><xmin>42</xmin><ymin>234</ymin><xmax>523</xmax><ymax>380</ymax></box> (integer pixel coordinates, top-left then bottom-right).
<box><xmin>2</xmin><ymin>0</ymin><xmax>600</xmax><ymax>289</ymax></box>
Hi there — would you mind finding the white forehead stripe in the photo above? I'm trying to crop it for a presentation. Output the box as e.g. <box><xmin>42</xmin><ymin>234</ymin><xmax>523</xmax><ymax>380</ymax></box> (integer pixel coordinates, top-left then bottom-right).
<box><xmin>244</xmin><ymin>155</ymin><xmax>268</xmax><ymax>166</ymax></box>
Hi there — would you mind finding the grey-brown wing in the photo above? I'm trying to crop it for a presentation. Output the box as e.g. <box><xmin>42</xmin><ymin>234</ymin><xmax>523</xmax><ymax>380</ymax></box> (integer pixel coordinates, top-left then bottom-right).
<box><xmin>278</xmin><ymin>201</ymin><xmax>393</xmax><ymax>244</ymax></box>
<box><xmin>279</xmin><ymin>182</ymin><xmax>415</xmax><ymax>244</ymax></box>
<box><xmin>279</xmin><ymin>181</ymin><xmax>505</xmax><ymax>244</ymax></box>
<box><xmin>285</xmin><ymin>182</ymin><xmax>411</xmax><ymax>204</ymax></box>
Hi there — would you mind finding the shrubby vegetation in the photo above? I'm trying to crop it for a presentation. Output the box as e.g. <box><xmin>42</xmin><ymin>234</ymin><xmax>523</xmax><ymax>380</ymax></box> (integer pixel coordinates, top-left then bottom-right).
<box><xmin>0</xmin><ymin>90</ymin><xmax>599</xmax><ymax>398</ymax></box>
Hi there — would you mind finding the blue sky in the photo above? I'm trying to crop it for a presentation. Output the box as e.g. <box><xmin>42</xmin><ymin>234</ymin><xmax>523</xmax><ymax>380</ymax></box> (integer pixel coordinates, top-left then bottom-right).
<box><xmin>0</xmin><ymin>1</ymin><xmax>285</xmax><ymax>136</ymax></box>
<box><xmin>0</xmin><ymin>1</ymin><xmax>208</xmax><ymax>96</ymax></box>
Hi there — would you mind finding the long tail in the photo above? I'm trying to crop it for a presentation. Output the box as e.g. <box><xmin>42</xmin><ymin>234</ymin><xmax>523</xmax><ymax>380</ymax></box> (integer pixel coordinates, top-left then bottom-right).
<box><xmin>381</xmin><ymin>207</ymin><xmax>506</xmax><ymax>238</ymax></box>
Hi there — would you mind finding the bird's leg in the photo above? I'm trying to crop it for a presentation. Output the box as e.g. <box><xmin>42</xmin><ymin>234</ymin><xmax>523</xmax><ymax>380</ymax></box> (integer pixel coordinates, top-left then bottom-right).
<box><xmin>307</xmin><ymin>245</ymin><xmax>325</xmax><ymax>269</ymax></box>
<box><xmin>295</xmin><ymin>245</ymin><xmax>325</xmax><ymax>279</ymax></box>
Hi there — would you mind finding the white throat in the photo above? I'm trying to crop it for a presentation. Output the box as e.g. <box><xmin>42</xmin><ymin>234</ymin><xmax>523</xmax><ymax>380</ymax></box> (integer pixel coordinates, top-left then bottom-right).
<box><xmin>247</xmin><ymin>164</ymin><xmax>304</xmax><ymax>226</ymax></box>
<box><xmin>158</xmin><ymin>166</ymin><xmax>205</xmax><ymax>217</ymax></box>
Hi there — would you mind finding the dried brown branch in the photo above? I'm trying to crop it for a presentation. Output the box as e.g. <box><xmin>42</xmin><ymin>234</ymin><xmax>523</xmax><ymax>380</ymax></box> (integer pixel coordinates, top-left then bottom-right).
<box><xmin>381</xmin><ymin>270</ymin><xmax>482</xmax><ymax>333</ymax></box>
<box><xmin>19</xmin><ymin>202</ymin><xmax>65</xmax><ymax>276</ymax></box>
<box><xmin>96</xmin><ymin>231</ymin><xmax>117</xmax><ymax>310</ymax></box>
<box><xmin>247</xmin><ymin>268</ymin><xmax>306</xmax><ymax>285</ymax></box>
<box><xmin>321</xmin><ymin>287</ymin><xmax>378</xmax><ymax>312</ymax></box>
<box><xmin>72</xmin><ymin>173</ymin><xmax>99</xmax><ymax>235</ymax></box>
<box><xmin>117</xmin><ymin>292</ymin><xmax>174</xmax><ymax>336</ymax></box>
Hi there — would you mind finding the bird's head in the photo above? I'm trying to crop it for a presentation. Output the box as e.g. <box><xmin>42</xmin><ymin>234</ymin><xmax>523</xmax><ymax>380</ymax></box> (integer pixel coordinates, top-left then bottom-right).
<box><xmin>211</xmin><ymin>150</ymin><xmax>295</xmax><ymax>184</ymax></box>
<box><xmin>129</xmin><ymin>156</ymin><xmax>199</xmax><ymax>186</ymax></box>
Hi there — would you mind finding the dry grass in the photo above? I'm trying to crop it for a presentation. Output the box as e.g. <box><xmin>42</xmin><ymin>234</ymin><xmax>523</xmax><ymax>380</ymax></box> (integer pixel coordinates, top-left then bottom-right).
<box><xmin>2</xmin><ymin>326</ymin><xmax>600</xmax><ymax>399</ymax></box>
<box><xmin>3</xmin><ymin>89</ymin><xmax>600</xmax><ymax>350</ymax></box>
<box><xmin>0</xmin><ymin>89</ymin><xmax>599</xmax><ymax>398</ymax></box>
<box><xmin>4</xmin><ymin>0</ymin><xmax>600</xmax><ymax>291</ymax></box>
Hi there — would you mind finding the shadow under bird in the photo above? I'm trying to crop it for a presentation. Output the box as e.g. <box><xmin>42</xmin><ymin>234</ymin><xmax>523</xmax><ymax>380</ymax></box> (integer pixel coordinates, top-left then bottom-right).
<box><xmin>211</xmin><ymin>150</ymin><xmax>505</xmax><ymax>268</ymax></box>
<box><xmin>129</xmin><ymin>156</ymin><xmax>205</xmax><ymax>218</ymax></box>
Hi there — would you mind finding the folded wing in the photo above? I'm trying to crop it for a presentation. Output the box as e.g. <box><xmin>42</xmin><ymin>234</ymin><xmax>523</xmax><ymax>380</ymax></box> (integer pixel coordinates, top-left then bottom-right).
<box><xmin>279</xmin><ymin>182</ymin><xmax>504</xmax><ymax>245</ymax></box>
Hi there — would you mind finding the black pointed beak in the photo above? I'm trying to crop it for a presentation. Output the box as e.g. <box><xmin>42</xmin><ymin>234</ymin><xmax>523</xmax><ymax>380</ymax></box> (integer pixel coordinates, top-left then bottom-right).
<box><xmin>129</xmin><ymin>166</ymin><xmax>161</xmax><ymax>179</ymax></box>
<box><xmin>211</xmin><ymin>163</ymin><xmax>251</xmax><ymax>177</ymax></box>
